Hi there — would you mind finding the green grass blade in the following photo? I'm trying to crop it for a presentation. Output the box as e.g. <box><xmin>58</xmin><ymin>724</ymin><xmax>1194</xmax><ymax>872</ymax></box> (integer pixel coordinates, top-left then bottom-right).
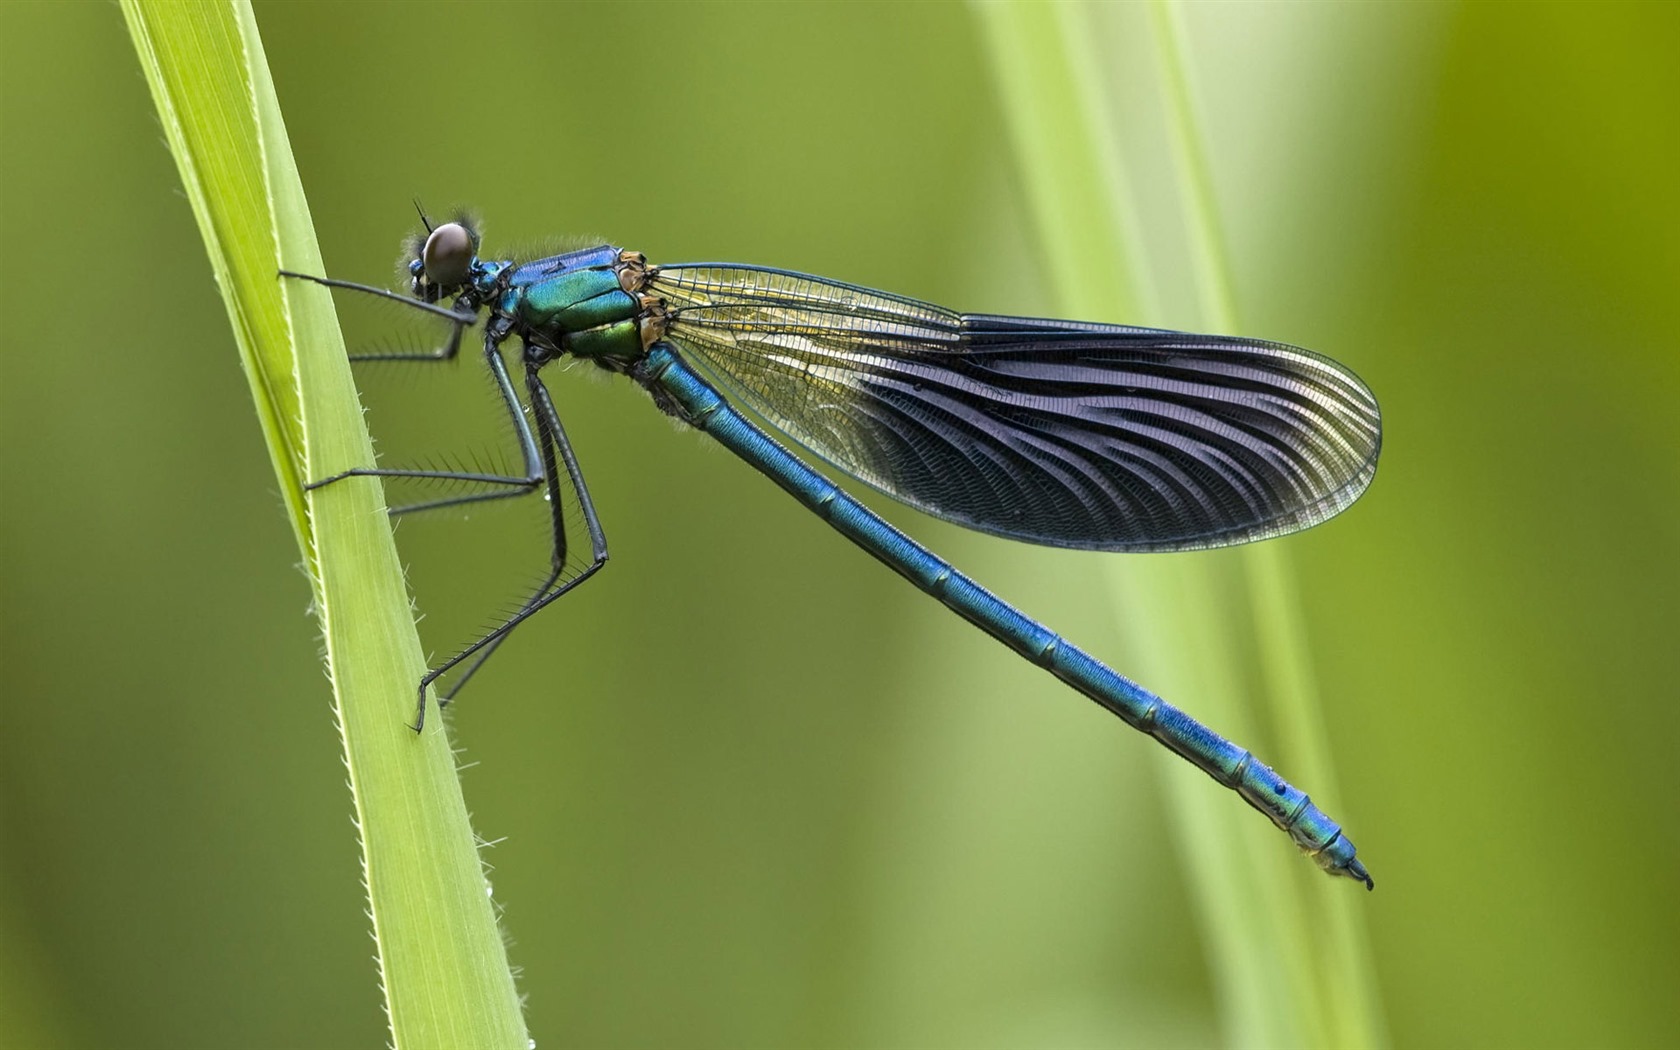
<box><xmin>976</xmin><ymin>2</ymin><xmax>1384</xmax><ymax>1045</ymax></box>
<box><xmin>1148</xmin><ymin>4</ymin><xmax>1387</xmax><ymax>1044</ymax></box>
<box><xmin>120</xmin><ymin>3</ymin><xmax>527</xmax><ymax>1046</ymax></box>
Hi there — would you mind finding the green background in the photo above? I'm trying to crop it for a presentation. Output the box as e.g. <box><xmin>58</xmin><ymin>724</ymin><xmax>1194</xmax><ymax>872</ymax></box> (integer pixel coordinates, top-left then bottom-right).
<box><xmin>3</xmin><ymin>3</ymin><xmax>1677</xmax><ymax>1047</ymax></box>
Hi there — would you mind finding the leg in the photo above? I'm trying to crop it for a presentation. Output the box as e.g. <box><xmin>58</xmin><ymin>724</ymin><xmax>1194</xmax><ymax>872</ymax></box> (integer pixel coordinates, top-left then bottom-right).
<box><xmin>284</xmin><ymin>270</ymin><xmax>609</xmax><ymax>724</ymax></box>
<box><xmin>306</xmin><ymin>329</ymin><xmax>547</xmax><ymax>516</ymax></box>
<box><xmin>409</xmin><ymin>365</ymin><xmax>609</xmax><ymax>729</ymax></box>
<box><xmin>280</xmin><ymin>270</ymin><xmax>475</xmax><ymax>328</ymax></box>
<box><xmin>285</xmin><ymin>269</ymin><xmax>532</xmax><ymax>514</ymax></box>
<box><xmin>425</xmin><ymin>364</ymin><xmax>570</xmax><ymax>708</ymax></box>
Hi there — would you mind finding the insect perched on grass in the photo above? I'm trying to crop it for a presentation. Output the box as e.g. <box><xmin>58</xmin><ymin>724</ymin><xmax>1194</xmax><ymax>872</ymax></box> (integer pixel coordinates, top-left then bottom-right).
<box><xmin>285</xmin><ymin>210</ymin><xmax>1381</xmax><ymax>887</ymax></box>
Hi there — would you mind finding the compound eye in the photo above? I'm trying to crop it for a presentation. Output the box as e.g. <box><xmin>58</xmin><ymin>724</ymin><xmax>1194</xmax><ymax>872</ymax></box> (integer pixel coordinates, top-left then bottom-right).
<box><xmin>421</xmin><ymin>222</ymin><xmax>474</xmax><ymax>287</ymax></box>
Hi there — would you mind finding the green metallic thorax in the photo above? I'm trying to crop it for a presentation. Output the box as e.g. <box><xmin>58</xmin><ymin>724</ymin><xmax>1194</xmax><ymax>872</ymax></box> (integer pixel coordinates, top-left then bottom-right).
<box><xmin>497</xmin><ymin>245</ymin><xmax>651</xmax><ymax>367</ymax></box>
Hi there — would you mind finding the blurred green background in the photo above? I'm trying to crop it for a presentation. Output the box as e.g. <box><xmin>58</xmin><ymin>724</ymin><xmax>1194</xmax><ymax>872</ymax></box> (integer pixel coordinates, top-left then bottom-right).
<box><xmin>3</xmin><ymin>2</ymin><xmax>1677</xmax><ymax>1047</ymax></box>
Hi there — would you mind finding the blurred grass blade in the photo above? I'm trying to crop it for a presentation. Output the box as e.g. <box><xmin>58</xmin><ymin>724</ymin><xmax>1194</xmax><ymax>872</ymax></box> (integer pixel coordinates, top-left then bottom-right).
<box><xmin>973</xmin><ymin>6</ymin><xmax>1286</xmax><ymax>1039</ymax></box>
<box><xmin>120</xmin><ymin>3</ymin><xmax>526</xmax><ymax>1046</ymax></box>
<box><xmin>1149</xmin><ymin>3</ymin><xmax>1386</xmax><ymax>1044</ymax></box>
<box><xmin>976</xmin><ymin>2</ymin><xmax>1383</xmax><ymax>1045</ymax></box>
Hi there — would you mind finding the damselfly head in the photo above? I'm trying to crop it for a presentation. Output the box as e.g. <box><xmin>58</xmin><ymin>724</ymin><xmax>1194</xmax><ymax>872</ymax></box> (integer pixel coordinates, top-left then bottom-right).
<box><xmin>408</xmin><ymin>219</ymin><xmax>480</xmax><ymax>302</ymax></box>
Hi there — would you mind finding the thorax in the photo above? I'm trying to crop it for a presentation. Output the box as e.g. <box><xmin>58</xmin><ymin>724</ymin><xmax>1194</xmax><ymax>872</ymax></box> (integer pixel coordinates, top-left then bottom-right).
<box><xmin>497</xmin><ymin>245</ymin><xmax>665</xmax><ymax>370</ymax></box>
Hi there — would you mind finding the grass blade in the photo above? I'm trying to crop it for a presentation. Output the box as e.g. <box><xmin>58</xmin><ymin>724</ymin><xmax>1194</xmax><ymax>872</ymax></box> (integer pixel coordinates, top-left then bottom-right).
<box><xmin>120</xmin><ymin>3</ymin><xmax>527</xmax><ymax>1045</ymax></box>
<box><xmin>1148</xmin><ymin>5</ymin><xmax>1387</xmax><ymax>1043</ymax></box>
<box><xmin>976</xmin><ymin>2</ymin><xmax>1385</xmax><ymax>1044</ymax></box>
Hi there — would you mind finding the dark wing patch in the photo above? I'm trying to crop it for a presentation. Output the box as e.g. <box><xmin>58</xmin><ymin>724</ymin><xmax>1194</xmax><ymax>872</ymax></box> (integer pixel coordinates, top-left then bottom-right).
<box><xmin>651</xmin><ymin>266</ymin><xmax>1380</xmax><ymax>552</ymax></box>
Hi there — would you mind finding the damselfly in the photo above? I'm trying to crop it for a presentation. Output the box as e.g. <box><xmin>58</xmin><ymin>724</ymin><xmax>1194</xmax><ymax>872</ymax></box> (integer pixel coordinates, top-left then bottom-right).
<box><xmin>284</xmin><ymin>213</ymin><xmax>1381</xmax><ymax>887</ymax></box>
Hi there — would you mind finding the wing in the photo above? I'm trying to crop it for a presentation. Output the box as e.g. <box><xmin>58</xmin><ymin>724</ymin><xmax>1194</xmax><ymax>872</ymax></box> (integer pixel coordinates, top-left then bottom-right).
<box><xmin>648</xmin><ymin>264</ymin><xmax>1381</xmax><ymax>552</ymax></box>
